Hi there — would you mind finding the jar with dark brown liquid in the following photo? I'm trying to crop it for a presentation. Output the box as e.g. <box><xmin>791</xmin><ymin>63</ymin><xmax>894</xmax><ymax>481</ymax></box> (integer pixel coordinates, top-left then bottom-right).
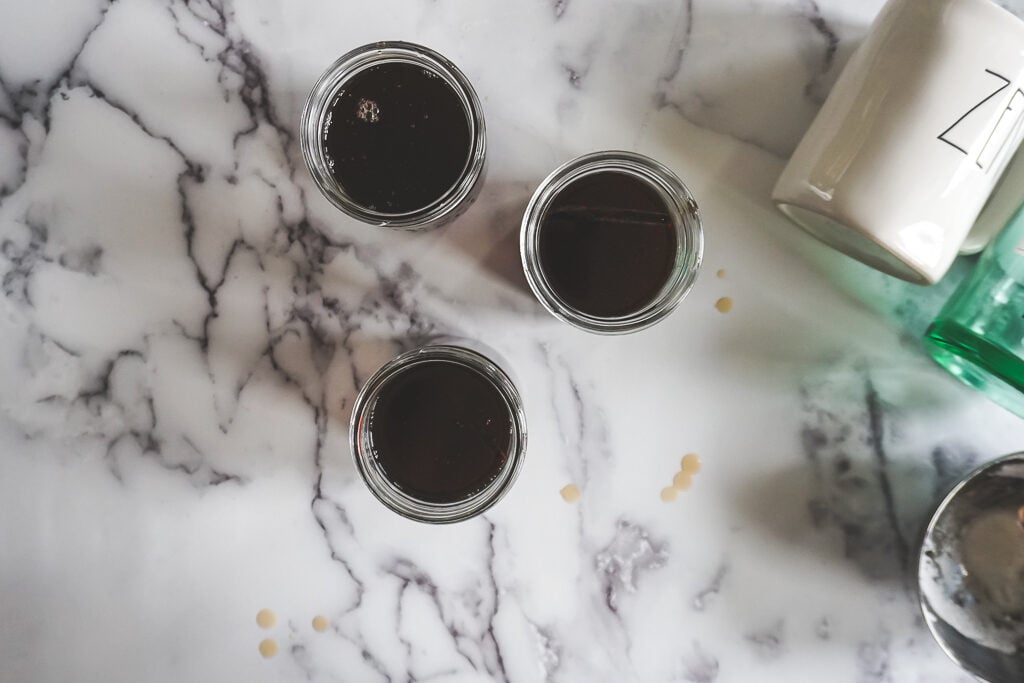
<box><xmin>302</xmin><ymin>42</ymin><xmax>486</xmax><ymax>230</ymax></box>
<box><xmin>520</xmin><ymin>151</ymin><xmax>703</xmax><ymax>333</ymax></box>
<box><xmin>350</xmin><ymin>339</ymin><xmax>526</xmax><ymax>523</ymax></box>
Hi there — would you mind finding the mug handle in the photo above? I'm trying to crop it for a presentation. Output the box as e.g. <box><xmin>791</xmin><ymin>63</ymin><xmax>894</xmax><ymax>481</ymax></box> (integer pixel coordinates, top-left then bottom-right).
<box><xmin>960</xmin><ymin>144</ymin><xmax>1024</xmax><ymax>254</ymax></box>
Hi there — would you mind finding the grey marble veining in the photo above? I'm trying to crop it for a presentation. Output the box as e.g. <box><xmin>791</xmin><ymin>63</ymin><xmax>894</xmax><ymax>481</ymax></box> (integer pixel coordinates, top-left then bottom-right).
<box><xmin>1</xmin><ymin>1</ymin><xmax>1023</xmax><ymax>681</ymax></box>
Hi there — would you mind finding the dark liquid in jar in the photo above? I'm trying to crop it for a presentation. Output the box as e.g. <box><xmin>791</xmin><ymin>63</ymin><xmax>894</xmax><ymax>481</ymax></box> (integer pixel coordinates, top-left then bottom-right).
<box><xmin>368</xmin><ymin>359</ymin><xmax>511</xmax><ymax>504</ymax></box>
<box><xmin>324</xmin><ymin>61</ymin><xmax>472</xmax><ymax>214</ymax></box>
<box><xmin>538</xmin><ymin>171</ymin><xmax>678</xmax><ymax>318</ymax></box>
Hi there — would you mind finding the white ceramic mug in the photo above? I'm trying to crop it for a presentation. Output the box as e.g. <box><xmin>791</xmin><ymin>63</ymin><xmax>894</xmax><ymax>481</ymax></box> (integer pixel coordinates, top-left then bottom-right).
<box><xmin>773</xmin><ymin>0</ymin><xmax>1024</xmax><ymax>285</ymax></box>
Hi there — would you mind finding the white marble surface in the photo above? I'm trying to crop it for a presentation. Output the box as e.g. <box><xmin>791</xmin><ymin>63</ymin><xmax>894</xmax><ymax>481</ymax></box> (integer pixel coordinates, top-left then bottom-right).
<box><xmin>4</xmin><ymin>1</ymin><xmax>1024</xmax><ymax>681</ymax></box>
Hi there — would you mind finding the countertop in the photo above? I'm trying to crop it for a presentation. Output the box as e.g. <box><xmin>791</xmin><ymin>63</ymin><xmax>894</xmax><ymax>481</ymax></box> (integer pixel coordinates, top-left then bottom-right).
<box><xmin>4</xmin><ymin>1</ymin><xmax>1024</xmax><ymax>681</ymax></box>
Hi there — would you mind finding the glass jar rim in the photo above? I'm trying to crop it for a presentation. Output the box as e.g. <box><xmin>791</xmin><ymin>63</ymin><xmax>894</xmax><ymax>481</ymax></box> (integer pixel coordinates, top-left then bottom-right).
<box><xmin>300</xmin><ymin>41</ymin><xmax>487</xmax><ymax>229</ymax></box>
<box><xmin>349</xmin><ymin>343</ymin><xmax>527</xmax><ymax>524</ymax></box>
<box><xmin>519</xmin><ymin>150</ymin><xmax>704</xmax><ymax>334</ymax></box>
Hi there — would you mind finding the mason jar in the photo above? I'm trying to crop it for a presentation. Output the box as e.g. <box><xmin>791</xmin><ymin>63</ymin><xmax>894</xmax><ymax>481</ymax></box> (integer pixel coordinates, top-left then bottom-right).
<box><xmin>520</xmin><ymin>151</ymin><xmax>703</xmax><ymax>334</ymax></box>
<box><xmin>349</xmin><ymin>338</ymin><xmax>526</xmax><ymax>523</ymax></box>
<box><xmin>301</xmin><ymin>41</ymin><xmax>487</xmax><ymax>230</ymax></box>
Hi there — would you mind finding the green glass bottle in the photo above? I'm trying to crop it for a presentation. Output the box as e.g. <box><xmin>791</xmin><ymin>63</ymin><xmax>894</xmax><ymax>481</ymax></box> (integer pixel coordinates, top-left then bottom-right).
<box><xmin>925</xmin><ymin>202</ymin><xmax>1024</xmax><ymax>417</ymax></box>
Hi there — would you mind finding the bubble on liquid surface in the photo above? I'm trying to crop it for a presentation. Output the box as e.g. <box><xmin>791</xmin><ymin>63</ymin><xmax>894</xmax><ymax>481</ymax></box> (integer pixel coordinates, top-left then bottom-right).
<box><xmin>356</xmin><ymin>98</ymin><xmax>380</xmax><ymax>123</ymax></box>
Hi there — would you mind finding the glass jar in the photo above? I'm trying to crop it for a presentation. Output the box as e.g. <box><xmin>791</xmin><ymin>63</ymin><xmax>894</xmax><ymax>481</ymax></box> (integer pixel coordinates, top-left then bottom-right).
<box><xmin>301</xmin><ymin>41</ymin><xmax>487</xmax><ymax>230</ymax></box>
<box><xmin>925</xmin><ymin>199</ymin><xmax>1024</xmax><ymax>417</ymax></box>
<box><xmin>349</xmin><ymin>338</ymin><xmax>526</xmax><ymax>523</ymax></box>
<box><xmin>519</xmin><ymin>151</ymin><xmax>704</xmax><ymax>334</ymax></box>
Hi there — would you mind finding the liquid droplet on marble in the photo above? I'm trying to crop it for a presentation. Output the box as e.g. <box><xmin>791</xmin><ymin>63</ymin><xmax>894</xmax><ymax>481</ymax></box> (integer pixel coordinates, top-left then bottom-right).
<box><xmin>560</xmin><ymin>483</ymin><xmax>581</xmax><ymax>503</ymax></box>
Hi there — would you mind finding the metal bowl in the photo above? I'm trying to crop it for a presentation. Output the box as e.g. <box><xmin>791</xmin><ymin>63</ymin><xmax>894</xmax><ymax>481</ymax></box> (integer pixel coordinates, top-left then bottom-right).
<box><xmin>918</xmin><ymin>452</ymin><xmax>1024</xmax><ymax>682</ymax></box>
